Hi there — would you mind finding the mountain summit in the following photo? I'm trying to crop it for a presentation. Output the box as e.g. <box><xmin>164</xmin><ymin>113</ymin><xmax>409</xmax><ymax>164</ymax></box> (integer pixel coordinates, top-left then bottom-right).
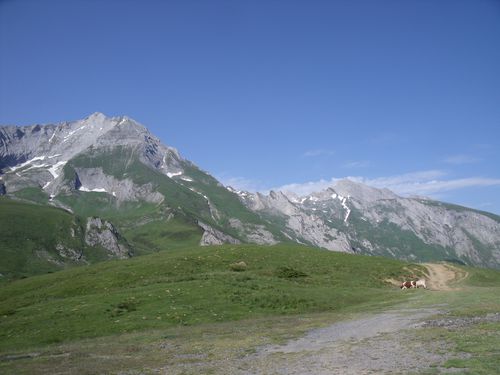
<box><xmin>1</xmin><ymin>113</ymin><xmax>286</xmax><ymax>278</ymax></box>
<box><xmin>0</xmin><ymin>113</ymin><xmax>183</xmax><ymax>196</ymax></box>
<box><xmin>1</xmin><ymin>113</ymin><xmax>500</xmax><ymax>277</ymax></box>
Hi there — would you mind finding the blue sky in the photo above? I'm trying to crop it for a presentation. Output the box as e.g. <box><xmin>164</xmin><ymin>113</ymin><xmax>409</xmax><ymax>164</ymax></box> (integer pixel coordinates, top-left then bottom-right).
<box><xmin>1</xmin><ymin>0</ymin><xmax>500</xmax><ymax>213</ymax></box>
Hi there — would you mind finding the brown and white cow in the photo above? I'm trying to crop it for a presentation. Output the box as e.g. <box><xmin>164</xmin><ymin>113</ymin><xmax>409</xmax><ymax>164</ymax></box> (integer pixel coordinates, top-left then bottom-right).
<box><xmin>401</xmin><ymin>279</ymin><xmax>427</xmax><ymax>289</ymax></box>
<box><xmin>400</xmin><ymin>281</ymin><xmax>415</xmax><ymax>289</ymax></box>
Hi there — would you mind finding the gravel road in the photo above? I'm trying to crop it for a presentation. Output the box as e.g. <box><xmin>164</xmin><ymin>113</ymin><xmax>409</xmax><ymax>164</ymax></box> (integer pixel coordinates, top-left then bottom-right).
<box><xmin>241</xmin><ymin>308</ymin><xmax>462</xmax><ymax>374</ymax></box>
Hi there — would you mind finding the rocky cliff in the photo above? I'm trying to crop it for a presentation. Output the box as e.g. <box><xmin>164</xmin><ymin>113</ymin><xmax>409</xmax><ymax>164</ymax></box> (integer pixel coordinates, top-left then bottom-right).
<box><xmin>232</xmin><ymin>179</ymin><xmax>500</xmax><ymax>268</ymax></box>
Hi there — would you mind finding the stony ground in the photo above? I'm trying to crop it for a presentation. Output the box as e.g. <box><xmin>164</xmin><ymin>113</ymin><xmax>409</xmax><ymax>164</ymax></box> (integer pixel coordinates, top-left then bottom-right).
<box><xmin>242</xmin><ymin>308</ymin><xmax>460</xmax><ymax>375</ymax></box>
<box><xmin>156</xmin><ymin>307</ymin><xmax>472</xmax><ymax>375</ymax></box>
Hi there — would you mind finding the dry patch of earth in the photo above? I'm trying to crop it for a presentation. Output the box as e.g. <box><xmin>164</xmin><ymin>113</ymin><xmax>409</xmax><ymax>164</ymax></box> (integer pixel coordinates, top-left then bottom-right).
<box><xmin>422</xmin><ymin>263</ymin><xmax>469</xmax><ymax>291</ymax></box>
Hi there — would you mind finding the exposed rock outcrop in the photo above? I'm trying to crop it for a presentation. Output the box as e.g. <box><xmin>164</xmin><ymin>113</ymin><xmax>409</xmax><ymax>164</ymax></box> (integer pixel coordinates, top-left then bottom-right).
<box><xmin>55</xmin><ymin>243</ymin><xmax>84</xmax><ymax>262</ymax></box>
<box><xmin>73</xmin><ymin>167</ymin><xmax>164</xmax><ymax>203</ymax></box>
<box><xmin>85</xmin><ymin>217</ymin><xmax>131</xmax><ymax>258</ymax></box>
<box><xmin>229</xmin><ymin>218</ymin><xmax>278</xmax><ymax>245</ymax></box>
<box><xmin>198</xmin><ymin>221</ymin><xmax>241</xmax><ymax>246</ymax></box>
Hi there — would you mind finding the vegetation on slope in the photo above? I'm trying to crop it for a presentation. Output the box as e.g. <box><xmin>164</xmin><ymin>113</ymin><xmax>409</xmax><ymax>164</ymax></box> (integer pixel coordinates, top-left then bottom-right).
<box><xmin>0</xmin><ymin>244</ymin><xmax>422</xmax><ymax>351</ymax></box>
<box><xmin>60</xmin><ymin>146</ymin><xmax>287</xmax><ymax>243</ymax></box>
<box><xmin>405</xmin><ymin>265</ymin><xmax>500</xmax><ymax>375</ymax></box>
<box><xmin>0</xmin><ymin>198</ymin><xmax>112</xmax><ymax>279</ymax></box>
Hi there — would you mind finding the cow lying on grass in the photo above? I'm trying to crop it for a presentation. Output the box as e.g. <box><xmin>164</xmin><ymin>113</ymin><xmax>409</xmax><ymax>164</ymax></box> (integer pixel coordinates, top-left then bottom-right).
<box><xmin>400</xmin><ymin>279</ymin><xmax>427</xmax><ymax>289</ymax></box>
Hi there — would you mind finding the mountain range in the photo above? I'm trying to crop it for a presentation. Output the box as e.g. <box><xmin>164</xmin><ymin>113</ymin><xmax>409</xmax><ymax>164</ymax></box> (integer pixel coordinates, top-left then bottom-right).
<box><xmin>1</xmin><ymin>113</ymin><xmax>499</xmax><ymax>278</ymax></box>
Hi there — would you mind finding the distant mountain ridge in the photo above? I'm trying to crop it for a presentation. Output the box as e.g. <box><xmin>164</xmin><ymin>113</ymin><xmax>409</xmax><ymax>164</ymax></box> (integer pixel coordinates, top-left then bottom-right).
<box><xmin>233</xmin><ymin>180</ymin><xmax>500</xmax><ymax>267</ymax></box>
<box><xmin>1</xmin><ymin>113</ymin><xmax>500</xmax><ymax>277</ymax></box>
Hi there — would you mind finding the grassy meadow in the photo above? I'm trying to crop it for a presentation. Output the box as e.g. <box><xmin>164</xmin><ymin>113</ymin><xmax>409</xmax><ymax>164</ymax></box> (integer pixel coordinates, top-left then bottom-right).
<box><xmin>1</xmin><ymin>244</ymin><xmax>499</xmax><ymax>374</ymax></box>
<box><xmin>0</xmin><ymin>244</ymin><xmax>420</xmax><ymax>351</ymax></box>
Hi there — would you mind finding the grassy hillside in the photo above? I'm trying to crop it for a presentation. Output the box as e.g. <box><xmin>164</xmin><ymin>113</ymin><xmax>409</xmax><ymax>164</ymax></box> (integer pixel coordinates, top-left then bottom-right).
<box><xmin>123</xmin><ymin>215</ymin><xmax>203</xmax><ymax>255</ymax></box>
<box><xmin>2</xmin><ymin>248</ymin><xmax>499</xmax><ymax>375</ymax></box>
<box><xmin>0</xmin><ymin>198</ymin><xmax>111</xmax><ymax>279</ymax></box>
<box><xmin>0</xmin><ymin>244</ymin><xmax>422</xmax><ymax>351</ymax></box>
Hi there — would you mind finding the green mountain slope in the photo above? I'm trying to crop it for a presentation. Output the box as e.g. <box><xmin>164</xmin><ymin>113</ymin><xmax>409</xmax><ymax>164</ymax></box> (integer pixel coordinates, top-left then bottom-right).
<box><xmin>57</xmin><ymin>145</ymin><xmax>288</xmax><ymax>246</ymax></box>
<box><xmin>0</xmin><ymin>144</ymin><xmax>295</xmax><ymax>279</ymax></box>
<box><xmin>0</xmin><ymin>198</ymin><xmax>112</xmax><ymax>279</ymax></box>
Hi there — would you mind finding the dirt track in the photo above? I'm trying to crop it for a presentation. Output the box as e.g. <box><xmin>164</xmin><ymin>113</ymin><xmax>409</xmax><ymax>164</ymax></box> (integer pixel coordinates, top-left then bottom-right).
<box><xmin>423</xmin><ymin>263</ymin><xmax>469</xmax><ymax>291</ymax></box>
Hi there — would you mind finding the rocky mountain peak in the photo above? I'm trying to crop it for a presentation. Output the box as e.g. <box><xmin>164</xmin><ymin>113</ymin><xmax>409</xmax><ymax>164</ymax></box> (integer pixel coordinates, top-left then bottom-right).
<box><xmin>85</xmin><ymin>111</ymin><xmax>108</xmax><ymax>121</ymax></box>
<box><xmin>0</xmin><ymin>113</ymin><xmax>187</xmax><ymax>196</ymax></box>
<box><xmin>332</xmin><ymin>179</ymin><xmax>397</xmax><ymax>202</ymax></box>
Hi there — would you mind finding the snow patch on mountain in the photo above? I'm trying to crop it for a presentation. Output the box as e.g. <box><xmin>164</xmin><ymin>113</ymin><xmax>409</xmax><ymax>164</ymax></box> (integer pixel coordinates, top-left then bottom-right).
<box><xmin>79</xmin><ymin>186</ymin><xmax>107</xmax><ymax>193</ymax></box>
<box><xmin>167</xmin><ymin>171</ymin><xmax>183</xmax><ymax>178</ymax></box>
<box><xmin>47</xmin><ymin>161</ymin><xmax>67</xmax><ymax>179</ymax></box>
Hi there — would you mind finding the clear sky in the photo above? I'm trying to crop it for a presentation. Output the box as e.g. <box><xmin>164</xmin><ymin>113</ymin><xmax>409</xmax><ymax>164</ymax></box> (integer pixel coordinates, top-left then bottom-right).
<box><xmin>1</xmin><ymin>0</ymin><xmax>500</xmax><ymax>213</ymax></box>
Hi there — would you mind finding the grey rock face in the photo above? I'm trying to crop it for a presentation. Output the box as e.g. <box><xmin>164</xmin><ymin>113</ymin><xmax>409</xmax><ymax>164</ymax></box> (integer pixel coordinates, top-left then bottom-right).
<box><xmin>74</xmin><ymin>167</ymin><xmax>164</xmax><ymax>203</ymax></box>
<box><xmin>236</xmin><ymin>189</ymin><xmax>354</xmax><ymax>253</ymax></box>
<box><xmin>85</xmin><ymin>217</ymin><xmax>131</xmax><ymax>258</ymax></box>
<box><xmin>234</xmin><ymin>179</ymin><xmax>500</xmax><ymax>268</ymax></box>
<box><xmin>0</xmin><ymin>112</ymin><xmax>185</xmax><ymax>195</ymax></box>
<box><xmin>198</xmin><ymin>221</ymin><xmax>241</xmax><ymax>246</ymax></box>
<box><xmin>332</xmin><ymin>179</ymin><xmax>397</xmax><ymax>202</ymax></box>
<box><xmin>55</xmin><ymin>243</ymin><xmax>84</xmax><ymax>262</ymax></box>
<box><xmin>228</xmin><ymin>218</ymin><xmax>278</xmax><ymax>245</ymax></box>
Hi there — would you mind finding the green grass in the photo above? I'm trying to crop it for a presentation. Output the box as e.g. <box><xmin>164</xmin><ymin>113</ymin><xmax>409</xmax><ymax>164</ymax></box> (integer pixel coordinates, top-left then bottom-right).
<box><xmin>404</xmin><ymin>265</ymin><xmax>500</xmax><ymax>375</ymax></box>
<box><xmin>62</xmin><ymin>147</ymin><xmax>214</xmax><ymax>224</ymax></box>
<box><xmin>0</xmin><ymin>244</ymin><xmax>418</xmax><ymax>351</ymax></box>
<box><xmin>180</xmin><ymin>163</ymin><xmax>289</xmax><ymax>241</ymax></box>
<box><xmin>0</xmin><ymin>198</ymin><xmax>88</xmax><ymax>279</ymax></box>
<box><xmin>0</xmin><ymin>198</ymin><xmax>124</xmax><ymax>279</ymax></box>
<box><xmin>56</xmin><ymin>191</ymin><xmax>159</xmax><ymax>221</ymax></box>
<box><xmin>123</xmin><ymin>216</ymin><xmax>203</xmax><ymax>254</ymax></box>
<box><xmin>1</xmin><ymin>255</ymin><xmax>499</xmax><ymax>375</ymax></box>
<box><xmin>11</xmin><ymin>187</ymin><xmax>50</xmax><ymax>205</ymax></box>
